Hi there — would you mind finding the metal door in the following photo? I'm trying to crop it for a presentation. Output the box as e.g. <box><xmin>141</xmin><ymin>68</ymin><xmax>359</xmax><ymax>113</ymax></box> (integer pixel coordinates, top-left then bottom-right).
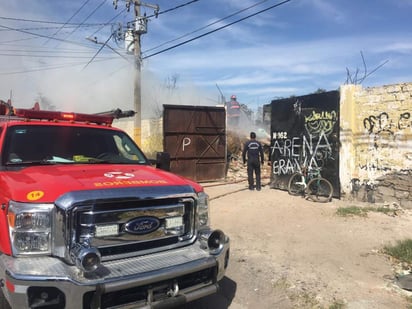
<box><xmin>163</xmin><ymin>105</ymin><xmax>226</xmax><ymax>182</ymax></box>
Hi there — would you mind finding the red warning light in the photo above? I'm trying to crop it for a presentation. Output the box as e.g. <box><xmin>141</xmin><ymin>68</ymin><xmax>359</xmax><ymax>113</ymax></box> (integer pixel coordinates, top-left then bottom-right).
<box><xmin>13</xmin><ymin>109</ymin><xmax>113</xmax><ymax>125</ymax></box>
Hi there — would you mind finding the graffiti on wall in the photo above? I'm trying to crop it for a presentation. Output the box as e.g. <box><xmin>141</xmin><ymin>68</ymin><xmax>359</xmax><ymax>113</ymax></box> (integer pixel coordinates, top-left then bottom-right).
<box><xmin>271</xmin><ymin>130</ymin><xmax>334</xmax><ymax>175</ymax></box>
<box><xmin>269</xmin><ymin>91</ymin><xmax>340</xmax><ymax>196</ymax></box>
<box><xmin>358</xmin><ymin>111</ymin><xmax>412</xmax><ymax>173</ymax></box>
<box><xmin>271</xmin><ymin>99</ymin><xmax>338</xmax><ymax>175</ymax></box>
<box><xmin>305</xmin><ymin>110</ymin><xmax>338</xmax><ymax>136</ymax></box>
<box><xmin>363</xmin><ymin>112</ymin><xmax>410</xmax><ymax>135</ymax></box>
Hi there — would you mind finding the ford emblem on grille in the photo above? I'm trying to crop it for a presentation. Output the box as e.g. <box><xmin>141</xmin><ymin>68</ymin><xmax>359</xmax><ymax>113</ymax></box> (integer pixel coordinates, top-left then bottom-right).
<box><xmin>124</xmin><ymin>217</ymin><xmax>160</xmax><ymax>235</ymax></box>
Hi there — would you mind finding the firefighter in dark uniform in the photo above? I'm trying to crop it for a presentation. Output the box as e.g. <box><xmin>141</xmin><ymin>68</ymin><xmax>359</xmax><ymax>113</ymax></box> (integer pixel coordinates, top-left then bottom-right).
<box><xmin>242</xmin><ymin>132</ymin><xmax>264</xmax><ymax>191</ymax></box>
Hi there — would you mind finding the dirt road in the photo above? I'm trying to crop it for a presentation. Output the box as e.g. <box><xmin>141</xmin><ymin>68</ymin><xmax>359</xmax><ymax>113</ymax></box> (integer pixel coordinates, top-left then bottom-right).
<box><xmin>185</xmin><ymin>181</ymin><xmax>412</xmax><ymax>309</ymax></box>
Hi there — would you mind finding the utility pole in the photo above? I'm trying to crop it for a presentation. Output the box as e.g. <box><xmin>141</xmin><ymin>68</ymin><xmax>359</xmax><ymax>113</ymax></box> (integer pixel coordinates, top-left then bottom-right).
<box><xmin>113</xmin><ymin>0</ymin><xmax>159</xmax><ymax>146</ymax></box>
<box><xmin>133</xmin><ymin>2</ymin><xmax>142</xmax><ymax>146</ymax></box>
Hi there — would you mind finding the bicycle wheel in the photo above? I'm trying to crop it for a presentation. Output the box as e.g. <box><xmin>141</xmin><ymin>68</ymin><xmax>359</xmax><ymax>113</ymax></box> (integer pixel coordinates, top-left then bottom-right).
<box><xmin>287</xmin><ymin>172</ymin><xmax>305</xmax><ymax>196</ymax></box>
<box><xmin>307</xmin><ymin>177</ymin><xmax>333</xmax><ymax>202</ymax></box>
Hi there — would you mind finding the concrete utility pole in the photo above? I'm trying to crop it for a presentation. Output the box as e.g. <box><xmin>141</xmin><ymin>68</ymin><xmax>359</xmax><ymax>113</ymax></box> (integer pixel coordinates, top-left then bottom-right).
<box><xmin>114</xmin><ymin>0</ymin><xmax>159</xmax><ymax>146</ymax></box>
<box><xmin>133</xmin><ymin>2</ymin><xmax>142</xmax><ymax>146</ymax></box>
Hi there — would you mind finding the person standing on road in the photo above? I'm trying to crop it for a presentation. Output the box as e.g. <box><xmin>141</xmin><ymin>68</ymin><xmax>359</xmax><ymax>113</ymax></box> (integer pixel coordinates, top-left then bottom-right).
<box><xmin>242</xmin><ymin>132</ymin><xmax>264</xmax><ymax>191</ymax></box>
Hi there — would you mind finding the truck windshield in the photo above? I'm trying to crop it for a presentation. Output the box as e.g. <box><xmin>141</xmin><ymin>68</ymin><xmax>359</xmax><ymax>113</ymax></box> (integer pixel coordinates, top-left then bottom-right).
<box><xmin>2</xmin><ymin>125</ymin><xmax>149</xmax><ymax>166</ymax></box>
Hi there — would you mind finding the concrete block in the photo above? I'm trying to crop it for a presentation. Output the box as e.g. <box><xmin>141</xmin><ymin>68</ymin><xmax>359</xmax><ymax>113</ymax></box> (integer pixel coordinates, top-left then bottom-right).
<box><xmin>400</xmin><ymin>199</ymin><xmax>412</xmax><ymax>209</ymax></box>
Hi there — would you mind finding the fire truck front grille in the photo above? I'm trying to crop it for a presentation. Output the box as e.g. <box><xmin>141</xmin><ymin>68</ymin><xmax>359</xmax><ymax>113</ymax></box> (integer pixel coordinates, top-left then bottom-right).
<box><xmin>70</xmin><ymin>197</ymin><xmax>195</xmax><ymax>260</ymax></box>
<box><xmin>82</xmin><ymin>266</ymin><xmax>216</xmax><ymax>309</ymax></box>
<box><xmin>99</xmin><ymin>237</ymin><xmax>178</xmax><ymax>256</ymax></box>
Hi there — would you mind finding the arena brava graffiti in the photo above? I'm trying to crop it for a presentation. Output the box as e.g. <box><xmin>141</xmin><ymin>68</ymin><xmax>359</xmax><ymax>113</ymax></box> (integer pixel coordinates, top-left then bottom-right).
<box><xmin>268</xmin><ymin>91</ymin><xmax>340</xmax><ymax>196</ymax></box>
<box><xmin>271</xmin><ymin>130</ymin><xmax>334</xmax><ymax>175</ymax></box>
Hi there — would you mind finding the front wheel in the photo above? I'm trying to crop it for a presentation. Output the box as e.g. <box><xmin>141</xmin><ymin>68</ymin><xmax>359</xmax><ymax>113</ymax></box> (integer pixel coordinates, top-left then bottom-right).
<box><xmin>0</xmin><ymin>287</ymin><xmax>11</xmax><ymax>309</ymax></box>
<box><xmin>307</xmin><ymin>177</ymin><xmax>333</xmax><ymax>202</ymax></box>
<box><xmin>288</xmin><ymin>172</ymin><xmax>305</xmax><ymax>196</ymax></box>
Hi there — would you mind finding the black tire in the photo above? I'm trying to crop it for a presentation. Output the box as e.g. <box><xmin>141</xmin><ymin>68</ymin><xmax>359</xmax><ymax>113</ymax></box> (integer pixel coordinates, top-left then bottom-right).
<box><xmin>307</xmin><ymin>177</ymin><xmax>333</xmax><ymax>203</ymax></box>
<box><xmin>0</xmin><ymin>288</ymin><xmax>11</xmax><ymax>309</ymax></box>
<box><xmin>287</xmin><ymin>172</ymin><xmax>306</xmax><ymax>196</ymax></box>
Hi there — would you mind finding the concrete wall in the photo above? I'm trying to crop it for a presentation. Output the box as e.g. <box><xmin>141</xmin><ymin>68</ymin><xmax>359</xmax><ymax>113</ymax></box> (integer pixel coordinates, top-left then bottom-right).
<box><xmin>113</xmin><ymin>117</ymin><xmax>163</xmax><ymax>159</ymax></box>
<box><xmin>340</xmin><ymin>83</ymin><xmax>412</xmax><ymax>207</ymax></box>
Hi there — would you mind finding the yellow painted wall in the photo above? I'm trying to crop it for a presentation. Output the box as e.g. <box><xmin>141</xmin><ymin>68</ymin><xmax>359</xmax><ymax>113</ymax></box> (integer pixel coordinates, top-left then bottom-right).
<box><xmin>340</xmin><ymin>83</ymin><xmax>412</xmax><ymax>196</ymax></box>
<box><xmin>113</xmin><ymin>117</ymin><xmax>163</xmax><ymax>159</ymax></box>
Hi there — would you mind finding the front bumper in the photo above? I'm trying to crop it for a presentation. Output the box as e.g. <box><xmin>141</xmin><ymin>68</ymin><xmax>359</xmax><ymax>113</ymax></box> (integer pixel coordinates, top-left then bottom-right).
<box><xmin>0</xmin><ymin>239</ymin><xmax>230</xmax><ymax>308</ymax></box>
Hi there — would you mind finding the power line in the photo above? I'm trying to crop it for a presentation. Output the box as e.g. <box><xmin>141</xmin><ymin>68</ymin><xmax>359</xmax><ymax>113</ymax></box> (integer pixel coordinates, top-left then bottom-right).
<box><xmin>143</xmin><ymin>0</ymin><xmax>273</xmax><ymax>54</ymax></box>
<box><xmin>0</xmin><ymin>8</ymin><xmax>129</xmax><ymax>71</ymax></box>
<box><xmin>83</xmin><ymin>33</ymin><xmax>128</xmax><ymax>70</ymax></box>
<box><xmin>90</xmin><ymin>7</ymin><xmax>127</xmax><ymax>37</ymax></box>
<box><xmin>82</xmin><ymin>1</ymin><xmax>158</xmax><ymax>69</ymax></box>
<box><xmin>0</xmin><ymin>52</ymin><xmax>113</xmax><ymax>59</ymax></box>
<box><xmin>0</xmin><ymin>1</ymin><xmax>199</xmax><ymax>67</ymax></box>
<box><xmin>0</xmin><ymin>48</ymin><xmax>95</xmax><ymax>54</ymax></box>
<box><xmin>62</xmin><ymin>0</ymin><xmax>107</xmax><ymax>41</ymax></box>
<box><xmin>143</xmin><ymin>0</ymin><xmax>292</xmax><ymax>59</ymax></box>
<box><xmin>0</xmin><ymin>15</ymin><xmax>109</xmax><ymax>27</ymax></box>
<box><xmin>0</xmin><ymin>0</ymin><xmax>292</xmax><ymax>77</ymax></box>
<box><xmin>0</xmin><ymin>25</ymin><xmax>98</xmax><ymax>32</ymax></box>
<box><xmin>0</xmin><ymin>37</ymin><xmax>39</xmax><ymax>45</ymax></box>
<box><xmin>146</xmin><ymin>0</ymin><xmax>200</xmax><ymax>18</ymax></box>
<box><xmin>0</xmin><ymin>57</ymin><xmax>116</xmax><ymax>76</ymax></box>
<box><xmin>43</xmin><ymin>0</ymin><xmax>92</xmax><ymax>45</ymax></box>
<box><xmin>0</xmin><ymin>23</ymin><xmax>93</xmax><ymax>48</ymax></box>
<box><xmin>0</xmin><ymin>1</ymin><xmax>205</xmax><ymax>77</ymax></box>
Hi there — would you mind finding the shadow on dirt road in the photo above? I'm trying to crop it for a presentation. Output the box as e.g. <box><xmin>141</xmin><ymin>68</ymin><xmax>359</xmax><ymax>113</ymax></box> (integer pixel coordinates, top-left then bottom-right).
<box><xmin>179</xmin><ymin>276</ymin><xmax>237</xmax><ymax>309</ymax></box>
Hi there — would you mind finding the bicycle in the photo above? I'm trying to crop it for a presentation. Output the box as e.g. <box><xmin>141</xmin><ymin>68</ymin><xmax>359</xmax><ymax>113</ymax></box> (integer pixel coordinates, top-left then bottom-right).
<box><xmin>287</xmin><ymin>166</ymin><xmax>333</xmax><ymax>203</ymax></box>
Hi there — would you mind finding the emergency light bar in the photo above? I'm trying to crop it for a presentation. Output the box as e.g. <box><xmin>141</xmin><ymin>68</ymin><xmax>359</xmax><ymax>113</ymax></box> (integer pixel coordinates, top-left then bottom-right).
<box><xmin>13</xmin><ymin>109</ymin><xmax>114</xmax><ymax>125</ymax></box>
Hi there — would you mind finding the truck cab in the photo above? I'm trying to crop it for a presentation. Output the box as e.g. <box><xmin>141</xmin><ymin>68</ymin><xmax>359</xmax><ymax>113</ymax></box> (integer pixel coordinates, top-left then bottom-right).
<box><xmin>0</xmin><ymin>101</ymin><xmax>230</xmax><ymax>308</ymax></box>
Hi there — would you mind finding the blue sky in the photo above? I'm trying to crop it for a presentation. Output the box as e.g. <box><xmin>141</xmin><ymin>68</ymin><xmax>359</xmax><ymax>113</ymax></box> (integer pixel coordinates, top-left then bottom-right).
<box><xmin>0</xmin><ymin>0</ymin><xmax>411</xmax><ymax>117</ymax></box>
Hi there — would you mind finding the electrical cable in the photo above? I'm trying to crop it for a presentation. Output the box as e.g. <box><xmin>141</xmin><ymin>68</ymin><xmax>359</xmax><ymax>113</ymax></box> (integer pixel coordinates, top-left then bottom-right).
<box><xmin>0</xmin><ymin>15</ymin><xmax>109</xmax><ymax>27</ymax></box>
<box><xmin>43</xmin><ymin>0</ymin><xmax>92</xmax><ymax>45</ymax></box>
<box><xmin>142</xmin><ymin>0</ymin><xmax>292</xmax><ymax>59</ymax></box>
<box><xmin>0</xmin><ymin>0</ymin><xmax>291</xmax><ymax>74</ymax></box>
<box><xmin>143</xmin><ymin>0</ymin><xmax>273</xmax><ymax>54</ymax></box>
<box><xmin>0</xmin><ymin>57</ymin><xmax>117</xmax><ymax>75</ymax></box>
<box><xmin>90</xmin><ymin>7</ymin><xmax>127</xmax><ymax>37</ymax></box>
<box><xmin>0</xmin><ymin>2</ymin><xmax>129</xmax><ymax>74</ymax></box>
<box><xmin>62</xmin><ymin>0</ymin><xmax>107</xmax><ymax>41</ymax></box>
<box><xmin>0</xmin><ymin>37</ymin><xmax>38</xmax><ymax>45</ymax></box>
<box><xmin>0</xmin><ymin>48</ymin><xmax>94</xmax><ymax>54</ymax></box>
<box><xmin>0</xmin><ymin>52</ymin><xmax>113</xmax><ymax>59</ymax></box>
<box><xmin>0</xmin><ymin>25</ymin><xmax>126</xmax><ymax>63</ymax></box>
<box><xmin>0</xmin><ymin>23</ymin><xmax>93</xmax><ymax>49</ymax></box>
<box><xmin>0</xmin><ymin>25</ymin><xmax>99</xmax><ymax>32</ymax></box>
<box><xmin>83</xmin><ymin>33</ymin><xmax>117</xmax><ymax>70</ymax></box>
<box><xmin>0</xmin><ymin>0</ymin><xmax>201</xmax><ymax>67</ymax></box>
<box><xmin>146</xmin><ymin>0</ymin><xmax>200</xmax><ymax>18</ymax></box>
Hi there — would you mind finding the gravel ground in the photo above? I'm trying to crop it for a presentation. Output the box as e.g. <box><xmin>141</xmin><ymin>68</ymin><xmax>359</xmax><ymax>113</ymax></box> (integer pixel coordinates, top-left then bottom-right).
<box><xmin>182</xmin><ymin>172</ymin><xmax>412</xmax><ymax>309</ymax></box>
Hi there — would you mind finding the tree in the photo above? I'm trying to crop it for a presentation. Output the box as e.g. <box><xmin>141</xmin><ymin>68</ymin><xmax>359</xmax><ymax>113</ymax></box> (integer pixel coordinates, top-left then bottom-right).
<box><xmin>313</xmin><ymin>88</ymin><xmax>327</xmax><ymax>94</ymax></box>
<box><xmin>345</xmin><ymin>51</ymin><xmax>389</xmax><ymax>85</ymax></box>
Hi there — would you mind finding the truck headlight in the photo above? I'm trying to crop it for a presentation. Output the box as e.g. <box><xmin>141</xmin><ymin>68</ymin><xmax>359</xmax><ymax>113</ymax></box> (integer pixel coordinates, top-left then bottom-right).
<box><xmin>8</xmin><ymin>201</ymin><xmax>53</xmax><ymax>256</ymax></box>
<box><xmin>196</xmin><ymin>192</ymin><xmax>209</xmax><ymax>229</ymax></box>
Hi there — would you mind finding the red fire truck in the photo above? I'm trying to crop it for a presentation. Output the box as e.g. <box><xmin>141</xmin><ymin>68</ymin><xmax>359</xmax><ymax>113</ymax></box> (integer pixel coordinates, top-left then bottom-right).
<box><xmin>0</xmin><ymin>100</ymin><xmax>230</xmax><ymax>309</ymax></box>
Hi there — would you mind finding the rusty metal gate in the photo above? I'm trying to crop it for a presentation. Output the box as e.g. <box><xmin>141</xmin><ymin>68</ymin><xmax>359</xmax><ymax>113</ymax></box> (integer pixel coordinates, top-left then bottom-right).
<box><xmin>163</xmin><ymin>104</ymin><xmax>226</xmax><ymax>182</ymax></box>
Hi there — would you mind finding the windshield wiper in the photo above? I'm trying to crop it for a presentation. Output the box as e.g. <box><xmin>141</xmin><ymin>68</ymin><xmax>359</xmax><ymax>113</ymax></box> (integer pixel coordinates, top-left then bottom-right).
<box><xmin>6</xmin><ymin>156</ymin><xmax>75</xmax><ymax>166</ymax></box>
<box><xmin>6</xmin><ymin>160</ymin><xmax>59</xmax><ymax>166</ymax></box>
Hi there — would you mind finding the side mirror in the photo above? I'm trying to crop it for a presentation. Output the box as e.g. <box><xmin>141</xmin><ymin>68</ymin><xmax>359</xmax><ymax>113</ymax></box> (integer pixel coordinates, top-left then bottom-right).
<box><xmin>155</xmin><ymin>152</ymin><xmax>170</xmax><ymax>171</ymax></box>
